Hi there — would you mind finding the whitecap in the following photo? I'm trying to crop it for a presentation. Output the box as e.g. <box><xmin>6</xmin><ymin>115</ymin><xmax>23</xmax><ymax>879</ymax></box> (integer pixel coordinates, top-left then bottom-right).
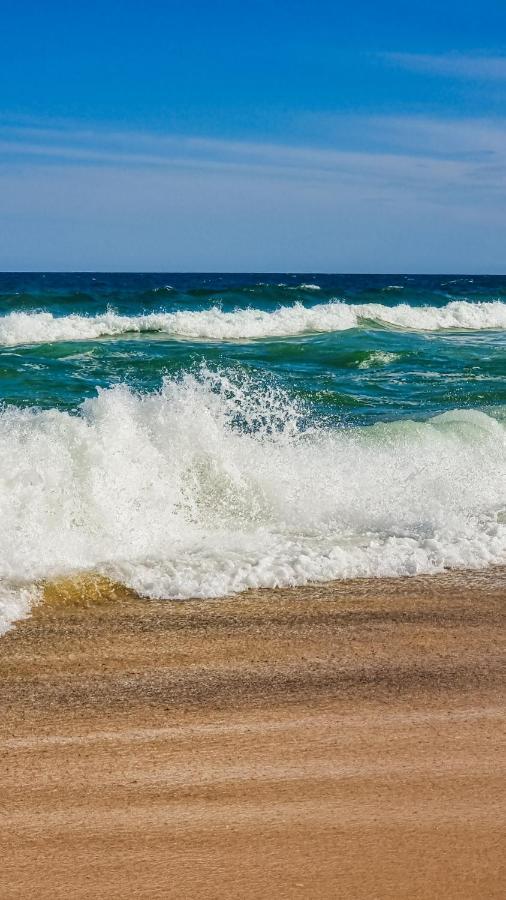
<box><xmin>0</xmin><ymin>300</ymin><xmax>505</xmax><ymax>346</ymax></box>
<box><xmin>357</xmin><ymin>351</ymin><xmax>401</xmax><ymax>369</ymax></box>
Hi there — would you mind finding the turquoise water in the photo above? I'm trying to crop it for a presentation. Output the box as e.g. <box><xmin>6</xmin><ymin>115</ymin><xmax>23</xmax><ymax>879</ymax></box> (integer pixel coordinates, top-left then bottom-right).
<box><xmin>0</xmin><ymin>273</ymin><xmax>504</xmax><ymax>420</ymax></box>
<box><xmin>0</xmin><ymin>273</ymin><xmax>504</xmax><ymax>632</ymax></box>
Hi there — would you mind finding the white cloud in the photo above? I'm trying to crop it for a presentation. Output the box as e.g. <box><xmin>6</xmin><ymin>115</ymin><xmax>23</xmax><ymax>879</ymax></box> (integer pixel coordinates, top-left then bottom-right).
<box><xmin>384</xmin><ymin>52</ymin><xmax>506</xmax><ymax>80</ymax></box>
<box><xmin>1</xmin><ymin>116</ymin><xmax>506</xmax><ymax>271</ymax></box>
<box><xmin>2</xmin><ymin>117</ymin><xmax>503</xmax><ymax>192</ymax></box>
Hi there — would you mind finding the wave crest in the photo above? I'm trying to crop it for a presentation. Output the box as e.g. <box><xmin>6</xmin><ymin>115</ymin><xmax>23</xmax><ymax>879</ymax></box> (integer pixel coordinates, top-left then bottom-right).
<box><xmin>0</xmin><ymin>299</ymin><xmax>505</xmax><ymax>346</ymax></box>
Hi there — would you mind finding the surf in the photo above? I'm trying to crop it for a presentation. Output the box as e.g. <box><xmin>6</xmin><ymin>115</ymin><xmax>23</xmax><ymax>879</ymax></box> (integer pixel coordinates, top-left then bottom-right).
<box><xmin>0</xmin><ymin>299</ymin><xmax>506</xmax><ymax>346</ymax></box>
<box><xmin>0</xmin><ymin>368</ymin><xmax>504</xmax><ymax>634</ymax></box>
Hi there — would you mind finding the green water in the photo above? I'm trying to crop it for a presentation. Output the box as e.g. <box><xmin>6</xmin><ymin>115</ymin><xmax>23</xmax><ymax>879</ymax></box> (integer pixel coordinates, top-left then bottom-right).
<box><xmin>0</xmin><ymin>272</ymin><xmax>505</xmax><ymax>422</ymax></box>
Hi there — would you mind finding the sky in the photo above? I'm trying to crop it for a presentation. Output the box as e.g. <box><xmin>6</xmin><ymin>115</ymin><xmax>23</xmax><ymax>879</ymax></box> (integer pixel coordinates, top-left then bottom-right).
<box><xmin>1</xmin><ymin>0</ymin><xmax>506</xmax><ymax>272</ymax></box>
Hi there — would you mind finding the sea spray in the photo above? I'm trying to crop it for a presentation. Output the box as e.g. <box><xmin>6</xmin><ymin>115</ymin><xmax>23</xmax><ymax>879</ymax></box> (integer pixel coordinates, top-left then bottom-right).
<box><xmin>0</xmin><ymin>368</ymin><xmax>504</xmax><ymax>633</ymax></box>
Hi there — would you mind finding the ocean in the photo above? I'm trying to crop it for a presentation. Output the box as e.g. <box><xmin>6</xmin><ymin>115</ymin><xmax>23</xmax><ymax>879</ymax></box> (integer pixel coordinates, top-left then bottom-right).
<box><xmin>0</xmin><ymin>272</ymin><xmax>505</xmax><ymax>633</ymax></box>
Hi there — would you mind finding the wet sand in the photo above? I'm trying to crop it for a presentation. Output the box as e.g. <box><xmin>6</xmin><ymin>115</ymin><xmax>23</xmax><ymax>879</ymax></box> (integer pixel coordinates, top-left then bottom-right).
<box><xmin>1</xmin><ymin>569</ymin><xmax>505</xmax><ymax>899</ymax></box>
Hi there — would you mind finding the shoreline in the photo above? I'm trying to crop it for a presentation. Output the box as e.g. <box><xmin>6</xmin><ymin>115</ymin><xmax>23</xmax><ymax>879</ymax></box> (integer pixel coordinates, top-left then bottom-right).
<box><xmin>1</xmin><ymin>568</ymin><xmax>505</xmax><ymax>898</ymax></box>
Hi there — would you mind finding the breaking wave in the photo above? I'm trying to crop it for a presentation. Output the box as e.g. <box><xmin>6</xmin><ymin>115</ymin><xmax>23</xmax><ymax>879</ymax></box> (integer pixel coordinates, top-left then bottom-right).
<box><xmin>1</xmin><ymin>368</ymin><xmax>505</xmax><ymax>633</ymax></box>
<box><xmin>0</xmin><ymin>300</ymin><xmax>505</xmax><ymax>346</ymax></box>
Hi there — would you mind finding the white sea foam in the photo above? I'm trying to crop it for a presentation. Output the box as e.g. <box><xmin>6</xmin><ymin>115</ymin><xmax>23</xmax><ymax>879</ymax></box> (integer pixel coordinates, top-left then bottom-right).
<box><xmin>0</xmin><ymin>300</ymin><xmax>505</xmax><ymax>346</ymax></box>
<box><xmin>0</xmin><ymin>584</ymin><xmax>39</xmax><ymax>636</ymax></box>
<box><xmin>357</xmin><ymin>351</ymin><xmax>400</xmax><ymax>369</ymax></box>
<box><xmin>0</xmin><ymin>369</ymin><xmax>504</xmax><ymax>633</ymax></box>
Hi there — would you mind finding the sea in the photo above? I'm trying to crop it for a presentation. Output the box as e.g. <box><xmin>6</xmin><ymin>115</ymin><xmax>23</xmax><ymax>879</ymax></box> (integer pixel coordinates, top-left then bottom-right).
<box><xmin>0</xmin><ymin>272</ymin><xmax>505</xmax><ymax>632</ymax></box>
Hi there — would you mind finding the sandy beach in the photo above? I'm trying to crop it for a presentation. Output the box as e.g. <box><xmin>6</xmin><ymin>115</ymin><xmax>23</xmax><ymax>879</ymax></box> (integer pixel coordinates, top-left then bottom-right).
<box><xmin>1</xmin><ymin>568</ymin><xmax>505</xmax><ymax>899</ymax></box>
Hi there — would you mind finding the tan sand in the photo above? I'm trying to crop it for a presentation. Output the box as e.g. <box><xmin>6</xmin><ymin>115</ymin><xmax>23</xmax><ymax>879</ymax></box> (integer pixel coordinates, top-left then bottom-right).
<box><xmin>0</xmin><ymin>569</ymin><xmax>505</xmax><ymax>899</ymax></box>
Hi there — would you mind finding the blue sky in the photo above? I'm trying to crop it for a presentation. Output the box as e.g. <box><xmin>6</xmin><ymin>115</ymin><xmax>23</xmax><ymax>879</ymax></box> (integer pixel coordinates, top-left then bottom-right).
<box><xmin>2</xmin><ymin>0</ymin><xmax>506</xmax><ymax>271</ymax></box>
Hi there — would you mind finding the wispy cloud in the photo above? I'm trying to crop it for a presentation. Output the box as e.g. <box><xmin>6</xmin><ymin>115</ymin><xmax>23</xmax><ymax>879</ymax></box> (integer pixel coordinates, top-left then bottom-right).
<box><xmin>2</xmin><ymin>116</ymin><xmax>505</xmax><ymax>193</ymax></box>
<box><xmin>1</xmin><ymin>116</ymin><xmax>506</xmax><ymax>271</ymax></box>
<box><xmin>383</xmin><ymin>52</ymin><xmax>506</xmax><ymax>80</ymax></box>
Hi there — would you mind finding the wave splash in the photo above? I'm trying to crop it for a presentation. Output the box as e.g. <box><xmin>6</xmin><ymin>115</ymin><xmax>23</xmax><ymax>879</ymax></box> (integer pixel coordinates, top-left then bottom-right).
<box><xmin>1</xmin><ymin>300</ymin><xmax>506</xmax><ymax>345</ymax></box>
<box><xmin>1</xmin><ymin>368</ymin><xmax>505</xmax><ymax>633</ymax></box>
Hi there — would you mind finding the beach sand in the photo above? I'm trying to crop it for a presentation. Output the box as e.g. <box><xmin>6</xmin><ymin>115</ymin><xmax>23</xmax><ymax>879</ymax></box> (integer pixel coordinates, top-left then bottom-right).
<box><xmin>1</xmin><ymin>569</ymin><xmax>505</xmax><ymax>899</ymax></box>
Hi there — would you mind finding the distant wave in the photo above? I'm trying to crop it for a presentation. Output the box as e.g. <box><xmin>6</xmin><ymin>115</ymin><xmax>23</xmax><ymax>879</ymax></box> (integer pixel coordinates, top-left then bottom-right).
<box><xmin>0</xmin><ymin>300</ymin><xmax>505</xmax><ymax>346</ymax></box>
<box><xmin>1</xmin><ymin>368</ymin><xmax>505</xmax><ymax>633</ymax></box>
